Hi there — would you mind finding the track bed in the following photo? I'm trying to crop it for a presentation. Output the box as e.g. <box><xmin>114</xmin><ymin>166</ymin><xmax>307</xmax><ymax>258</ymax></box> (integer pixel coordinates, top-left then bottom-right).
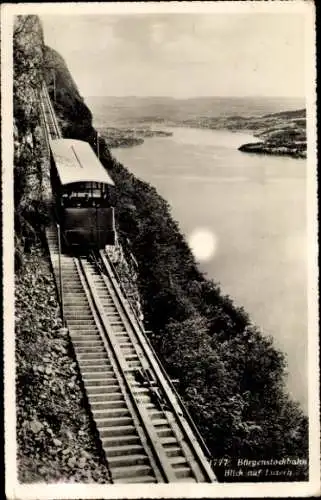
<box><xmin>46</xmin><ymin>227</ymin><xmax>216</xmax><ymax>484</ymax></box>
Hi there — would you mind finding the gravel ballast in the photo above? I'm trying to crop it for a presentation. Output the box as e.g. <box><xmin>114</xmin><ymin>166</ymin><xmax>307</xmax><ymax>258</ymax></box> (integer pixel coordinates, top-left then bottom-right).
<box><xmin>15</xmin><ymin>244</ymin><xmax>110</xmax><ymax>483</ymax></box>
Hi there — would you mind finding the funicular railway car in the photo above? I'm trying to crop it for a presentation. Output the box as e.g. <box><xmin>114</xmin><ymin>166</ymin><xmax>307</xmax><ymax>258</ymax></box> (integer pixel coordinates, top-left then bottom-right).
<box><xmin>50</xmin><ymin>138</ymin><xmax>115</xmax><ymax>250</ymax></box>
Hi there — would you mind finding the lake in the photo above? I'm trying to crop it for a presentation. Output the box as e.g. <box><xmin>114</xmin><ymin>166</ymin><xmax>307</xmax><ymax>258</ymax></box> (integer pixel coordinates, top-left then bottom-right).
<box><xmin>109</xmin><ymin>126</ymin><xmax>307</xmax><ymax>412</ymax></box>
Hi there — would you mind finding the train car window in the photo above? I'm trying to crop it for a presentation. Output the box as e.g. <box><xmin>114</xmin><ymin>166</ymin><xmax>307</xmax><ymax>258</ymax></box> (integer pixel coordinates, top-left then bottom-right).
<box><xmin>61</xmin><ymin>192</ymin><xmax>68</xmax><ymax>207</ymax></box>
<box><xmin>60</xmin><ymin>182</ymin><xmax>114</xmax><ymax>208</ymax></box>
<box><xmin>100</xmin><ymin>187</ymin><xmax>108</xmax><ymax>207</ymax></box>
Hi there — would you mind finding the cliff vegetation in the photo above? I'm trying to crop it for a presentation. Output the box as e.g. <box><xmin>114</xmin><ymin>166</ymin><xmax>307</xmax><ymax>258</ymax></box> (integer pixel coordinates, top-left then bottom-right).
<box><xmin>14</xmin><ymin>16</ymin><xmax>110</xmax><ymax>483</ymax></box>
<box><xmin>46</xmin><ymin>52</ymin><xmax>308</xmax><ymax>482</ymax></box>
<box><xmin>14</xmin><ymin>15</ymin><xmax>308</xmax><ymax>483</ymax></box>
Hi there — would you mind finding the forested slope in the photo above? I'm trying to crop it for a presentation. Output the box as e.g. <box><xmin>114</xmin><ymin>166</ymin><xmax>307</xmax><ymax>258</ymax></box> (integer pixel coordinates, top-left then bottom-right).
<box><xmin>14</xmin><ymin>15</ymin><xmax>308</xmax><ymax>483</ymax></box>
<box><xmin>45</xmin><ymin>43</ymin><xmax>308</xmax><ymax>480</ymax></box>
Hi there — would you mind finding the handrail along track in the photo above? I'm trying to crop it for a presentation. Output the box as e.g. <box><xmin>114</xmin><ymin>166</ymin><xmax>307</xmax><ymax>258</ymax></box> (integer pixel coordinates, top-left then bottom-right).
<box><xmin>40</xmin><ymin>83</ymin><xmax>61</xmax><ymax>142</ymax></box>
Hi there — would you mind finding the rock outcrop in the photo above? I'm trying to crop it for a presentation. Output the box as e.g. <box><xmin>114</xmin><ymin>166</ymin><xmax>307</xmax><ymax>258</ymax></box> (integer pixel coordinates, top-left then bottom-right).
<box><xmin>14</xmin><ymin>16</ymin><xmax>110</xmax><ymax>483</ymax></box>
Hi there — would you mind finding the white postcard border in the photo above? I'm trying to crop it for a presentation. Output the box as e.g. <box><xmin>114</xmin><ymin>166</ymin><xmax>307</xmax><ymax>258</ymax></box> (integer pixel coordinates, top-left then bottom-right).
<box><xmin>2</xmin><ymin>2</ymin><xmax>320</xmax><ymax>499</ymax></box>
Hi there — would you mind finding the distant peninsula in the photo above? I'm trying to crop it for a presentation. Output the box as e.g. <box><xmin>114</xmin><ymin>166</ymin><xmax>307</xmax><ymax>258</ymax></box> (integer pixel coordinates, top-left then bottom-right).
<box><xmin>179</xmin><ymin>108</ymin><xmax>307</xmax><ymax>159</ymax></box>
<box><xmin>99</xmin><ymin>126</ymin><xmax>172</xmax><ymax>148</ymax></box>
<box><xmin>237</xmin><ymin>109</ymin><xmax>306</xmax><ymax>159</ymax></box>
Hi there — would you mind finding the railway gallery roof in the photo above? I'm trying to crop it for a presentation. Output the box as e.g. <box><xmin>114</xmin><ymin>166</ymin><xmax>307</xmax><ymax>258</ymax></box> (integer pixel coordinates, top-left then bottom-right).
<box><xmin>50</xmin><ymin>138</ymin><xmax>115</xmax><ymax>186</ymax></box>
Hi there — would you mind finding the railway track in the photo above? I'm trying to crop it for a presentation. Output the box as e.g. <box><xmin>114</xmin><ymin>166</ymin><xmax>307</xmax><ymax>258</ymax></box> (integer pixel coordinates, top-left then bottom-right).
<box><xmin>41</xmin><ymin>83</ymin><xmax>216</xmax><ymax>483</ymax></box>
<box><xmin>46</xmin><ymin>227</ymin><xmax>216</xmax><ymax>483</ymax></box>
<box><xmin>39</xmin><ymin>84</ymin><xmax>61</xmax><ymax>141</ymax></box>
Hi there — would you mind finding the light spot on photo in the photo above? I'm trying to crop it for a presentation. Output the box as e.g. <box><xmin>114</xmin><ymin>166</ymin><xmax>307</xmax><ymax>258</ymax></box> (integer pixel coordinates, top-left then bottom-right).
<box><xmin>188</xmin><ymin>228</ymin><xmax>218</xmax><ymax>262</ymax></box>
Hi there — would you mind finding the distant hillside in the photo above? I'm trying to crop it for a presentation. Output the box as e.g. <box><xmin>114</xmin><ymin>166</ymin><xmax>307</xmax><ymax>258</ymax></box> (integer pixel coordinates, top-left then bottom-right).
<box><xmin>86</xmin><ymin>95</ymin><xmax>306</xmax><ymax>158</ymax></box>
<box><xmin>237</xmin><ymin>109</ymin><xmax>306</xmax><ymax>158</ymax></box>
<box><xmin>86</xmin><ymin>95</ymin><xmax>305</xmax><ymax>128</ymax></box>
<box><xmin>98</xmin><ymin>125</ymin><xmax>172</xmax><ymax>148</ymax></box>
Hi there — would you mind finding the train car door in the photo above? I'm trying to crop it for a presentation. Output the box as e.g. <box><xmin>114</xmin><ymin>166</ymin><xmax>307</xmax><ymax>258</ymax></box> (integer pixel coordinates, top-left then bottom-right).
<box><xmin>95</xmin><ymin>203</ymin><xmax>102</xmax><ymax>248</ymax></box>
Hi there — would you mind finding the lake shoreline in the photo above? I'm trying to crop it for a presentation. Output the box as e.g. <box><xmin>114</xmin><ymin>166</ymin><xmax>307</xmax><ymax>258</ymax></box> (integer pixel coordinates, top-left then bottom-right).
<box><xmin>107</xmin><ymin>109</ymin><xmax>307</xmax><ymax>160</ymax></box>
<box><xmin>99</xmin><ymin>125</ymin><xmax>173</xmax><ymax>148</ymax></box>
<box><xmin>111</xmin><ymin>125</ymin><xmax>307</xmax><ymax>412</ymax></box>
<box><xmin>238</xmin><ymin>141</ymin><xmax>306</xmax><ymax>159</ymax></box>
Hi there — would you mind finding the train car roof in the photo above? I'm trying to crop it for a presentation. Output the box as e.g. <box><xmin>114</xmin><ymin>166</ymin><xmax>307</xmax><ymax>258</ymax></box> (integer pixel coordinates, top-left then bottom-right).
<box><xmin>50</xmin><ymin>138</ymin><xmax>115</xmax><ymax>186</ymax></box>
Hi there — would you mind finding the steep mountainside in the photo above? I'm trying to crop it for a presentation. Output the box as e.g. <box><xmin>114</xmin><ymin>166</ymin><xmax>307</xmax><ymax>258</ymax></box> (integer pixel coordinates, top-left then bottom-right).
<box><xmin>14</xmin><ymin>15</ymin><xmax>47</xmax><ymax>265</ymax></box>
<box><xmin>43</xmin><ymin>47</ymin><xmax>95</xmax><ymax>141</ymax></box>
<box><xmin>14</xmin><ymin>16</ymin><xmax>111</xmax><ymax>483</ymax></box>
<box><xmin>14</xmin><ymin>15</ymin><xmax>308</xmax><ymax>483</ymax></box>
<box><xmin>46</xmin><ymin>51</ymin><xmax>308</xmax><ymax>481</ymax></box>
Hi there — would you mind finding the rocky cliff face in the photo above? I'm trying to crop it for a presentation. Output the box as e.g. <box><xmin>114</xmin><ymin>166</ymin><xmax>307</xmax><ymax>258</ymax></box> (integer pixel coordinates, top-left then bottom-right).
<box><xmin>14</xmin><ymin>16</ymin><xmax>111</xmax><ymax>482</ymax></box>
<box><xmin>14</xmin><ymin>15</ymin><xmax>308</xmax><ymax>482</ymax></box>
<box><xmin>14</xmin><ymin>15</ymin><xmax>48</xmax><ymax>266</ymax></box>
<box><xmin>44</xmin><ymin>46</ymin><xmax>95</xmax><ymax>141</ymax></box>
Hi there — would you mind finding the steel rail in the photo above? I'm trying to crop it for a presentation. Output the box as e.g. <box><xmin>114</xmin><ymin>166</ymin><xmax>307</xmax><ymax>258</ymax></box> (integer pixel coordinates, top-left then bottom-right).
<box><xmin>41</xmin><ymin>80</ymin><xmax>216</xmax><ymax>483</ymax></box>
<box><xmin>39</xmin><ymin>83</ymin><xmax>61</xmax><ymax>140</ymax></box>
<box><xmin>103</xmin><ymin>252</ymin><xmax>214</xmax><ymax>460</ymax></box>
<box><xmin>78</xmin><ymin>255</ymin><xmax>180</xmax><ymax>482</ymax></box>
<box><xmin>99</xmin><ymin>249</ymin><xmax>217</xmax><ymax>482</ymax></box>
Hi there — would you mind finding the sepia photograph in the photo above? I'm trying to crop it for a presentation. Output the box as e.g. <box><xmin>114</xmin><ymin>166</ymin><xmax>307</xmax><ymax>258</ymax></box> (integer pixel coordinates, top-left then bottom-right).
<box><xmin>2</xmin><ymin>1</ymin><xmax>319</xmax><ymax>498</ymax></box>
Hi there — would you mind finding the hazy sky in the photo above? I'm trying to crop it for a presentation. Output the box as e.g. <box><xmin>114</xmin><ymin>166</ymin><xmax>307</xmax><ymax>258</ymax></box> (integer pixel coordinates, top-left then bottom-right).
<box><xmin>41</xmin><ymin>12</ymin><xmax>306</xmax><ymax>98</ymax></box>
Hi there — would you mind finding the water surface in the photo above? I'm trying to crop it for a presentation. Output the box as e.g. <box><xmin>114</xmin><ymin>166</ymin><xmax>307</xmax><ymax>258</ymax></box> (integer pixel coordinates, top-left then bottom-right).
<box><xmin>111</xmin><ymin>126</ymin><xmax>307</xmax><ymax>412</ymax></box>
